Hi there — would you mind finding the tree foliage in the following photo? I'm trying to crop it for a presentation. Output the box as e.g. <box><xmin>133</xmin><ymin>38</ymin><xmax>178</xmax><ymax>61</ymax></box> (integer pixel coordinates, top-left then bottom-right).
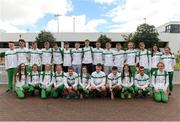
<box><xmin>131</xmin><ymin>23</ymin><xmax>159</xmax><ymax>48</ymax></box>
<box><xmin>97</xmin><ymin>34</ymin><xmax>111</xmax><ymax>48</ymax></box>
<box><xmin>35</xmin><ymin>30</ymin><xmax>55</xmax><ymax>48</ymax></box>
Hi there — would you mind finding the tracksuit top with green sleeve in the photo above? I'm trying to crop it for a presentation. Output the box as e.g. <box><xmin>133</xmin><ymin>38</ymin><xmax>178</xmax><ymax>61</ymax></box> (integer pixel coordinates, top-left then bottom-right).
<box><xmin>121</xmin><ymin>73</ymin><xmax>133</xmax><ymax>88</ymax></box>
<box><xmin>91</xmin><ymin>71</ymin><xmax>106</xmax><ymax>88</ymax></box>
<box><xmin>79</xmin><ymin>73</ymin><xmax>91</xmax><ymax>89</ymax></box>
<box><xmin>15</xmin><ymin>72</ymin><xmax>27</xmax><ymax>89</ymax></box>
<box><xmin>152</xmin><ymin>70</ymin><xmax>169</xmax><ymax>90</ymax></box>
<box><xmin>52</xmin><ymin>48</ymin><xmax>63</xmax><ymax>65</ymax></box>
<box><xmin>27</xmin><ymin>71</ymin><xmax>40</xmax><ymax>85</ymax></box>
<box><xmin>16</xmin><ymin>47</ymin><xmax>29</xmax><ymax>65</ymax></box>
<box><xmin>103</xmin><ymin>49</ymin><xmax>114</xmax><ymax>66</ymax></box>
<box><xmin>151</xmin><ymin>51</ymin><xmax>163</xmax><ymax>68</ymax></box>
<box><xmin>134</xmin><ymin>73</ymin><xmax>149</xmax><ymax>88</ymax></box>
<box><xmin>40</xmin><ymin>71</ymin><xmax>55</xmax><ymax>88</ymax></box>
<box><xmin>161</xmin><ymin>54</ymin><xmax>176</xmax><ymax>72</ymax></box>
<box><xmin>64</xmin><ymin>72</ymin><xmax>79</xmax><ymax>88</ymax></box>
<box><xmin>5</xmin><ymin>49</ymin><xmax>18</xmax><ymax>70</ymax></box>
<box><xmin>113</xmin><ymin>49</ymin><xmax>125</xmax><ymax>68</ymax></box>
<box><xmin>107</xmin><ymin>72</ymin><xmax>121</xmax><ymax>91</ymax></box>
<box><xmin>82</xmin><ymin>46</ymin><xmax>93</xmax><ymax>64</ymax></box>
<box><xmin>125</xmin><ymin>49</ymin><xmax>138</xmax><ymax>66</ymax></box>
<box><xmin>41</xmin><ymin>48</ymin><xmax>52</xmax><ymax>65</ymax></box>
<box><xmin>29</xmin><ymin>48</ymin><xmax>42</xmax><ymax>66</ymax></box>
<box><xmin>63</xmin><ymin>48</ymin><xmax>72</xmax><ymax>66</ymax></box>
<box><xmin>71</xmin><ymin>48</ymin><xmax>83</xmax><ymax>65</ymax></box>
<box><xmin>92</xmin><ymin>48</ymin><xmax>104</xmax><ymax>65</ymax></box>
<box><xmin>54</xmin><ymin>71</ymin><xmax>64</xmax><ymax>88</ymax></box>
<box><xmin>136</xmin><ymin>49</ymin><xmax>151</xmax><ymax>69</ymax></box>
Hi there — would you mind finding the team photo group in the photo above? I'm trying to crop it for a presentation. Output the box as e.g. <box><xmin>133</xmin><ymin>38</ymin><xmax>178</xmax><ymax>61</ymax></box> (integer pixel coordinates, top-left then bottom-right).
<box><xmin>5</xmin><ymin>38</ymin><xmax>176</xmax><ymax>103</ymax></box>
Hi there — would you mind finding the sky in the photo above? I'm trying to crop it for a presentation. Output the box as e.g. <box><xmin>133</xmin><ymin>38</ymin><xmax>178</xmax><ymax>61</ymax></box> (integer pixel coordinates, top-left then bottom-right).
<box><xmin>0</xmin><ymin>0</ymin><xmax>180</xmax><ymax>33</ymax></box>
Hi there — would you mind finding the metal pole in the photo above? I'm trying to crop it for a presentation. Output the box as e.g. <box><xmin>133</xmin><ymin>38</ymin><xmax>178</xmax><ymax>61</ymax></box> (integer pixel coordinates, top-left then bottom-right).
<box><xmin>73</xmin><ymin>17</ymin><xmax>75</xmax><ymax>32</ymax></box>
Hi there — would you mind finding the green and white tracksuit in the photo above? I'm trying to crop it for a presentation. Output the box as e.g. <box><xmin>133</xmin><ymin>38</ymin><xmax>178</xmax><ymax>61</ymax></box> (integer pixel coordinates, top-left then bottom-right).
<box><xmin>151</xmin><ymin>51</ymin><xmax>163</xmax><ymax>75</ymax></box>
<box><xmin>103</xmin><ymin>49</ymin><xmax>114</xmax><ymax>75</ymax></box>
<box><xmin>78</xmin><ymin>73</ymin><xmax>91</xmax><ymax>94</ymax></box>
<box><xmin>71</xmin><ymin>48</ymin><xmax>83</xmax><ymax>74</ymax></box>
<box><xmin>41</xmin><ymin>48</ymin><xmax>52</xmax><ymax>65</ymax></box>
<box><xmin>125</xmin><ymin>49</ymin><xmax>138</xmax><ymax>77</ymax></box>
<box><xmin>82</xmin><ymin>46</ymin><xmax>93</xmax><ymax>74</ymax></box>
<box><xmin>51</xmin><ymin>71</ymin><xmax>65</xmax><ymax>98</ymax></box>
<box><xmin>134</xmin><ymin>73</ymin><xmax>150</xmax><ymax>96</ymax></box>
<box><xmin>63</xmin><ymin>48</ymin><xmax>72</xmax><ymax>67</ymax></box>
<box><xmin>92</xmin><ymin>48</ymin><xmax>104</xmax><ymax>65</ymax></box>
<box><xmin>27</xmin><ymin>71</ymin><xmax>41</xmax><ymax>94</ymax></box>
<box><xmin>82</xmin><ymin>46</ymin><xmax>93</xmax><ymax>64</ymax></box>
<box><xmin>5</xmin><ymin>49</ymin><xmax>18</xmax><ymax>91</ymax></box>
<box><xmin>64</xmin><ymin>72</ymin><xmax>79</xmax><ymax>89</ymax></box>
<box><xmin>161</xmin><ymin>54</ymin><xmax>176</xmax><ymax>92</ymax></box>
<box><xmin>121</xmin><ymin>74</ymin><xmax>134</xmax><ymax>95</ymax></box>
<box><xmin>40</xmin><ymin>71</ymin><xmax>55</xmax><ymax>99</ymax></box>
<box><xmin>16</xmin><ymin>47</ymin><xmax>30</xmax><ymax>71</ymax></box>
<box><xmin>152</xmin><ymin>70</ymin><xmax>169</xmax><ymax>103</ymax></box>
<box><xmin>107</xmin><ymin>72</ymin><xmax>121</xmax><ymax>92</ymax></box>
<box><xmin>52</xmin><ymin>48</ymin><xmax>63</xmax><ymax>65</ymax></box>
<box><xmin>29</xmin><ymin>48</ymin><xmax>42</xmax><ymax>69</ymax></box>
<box><xmin>15</xmin><ymin>72</ymin><xmax>29</xmax><ymax>99</ymax></box>
<box><xmin>90</xmin><ymin>71</ymin><xmax>106</xmax><ymax>91</ymax></box>
<box><xmin>136</xmin><ymin>49</ymin><xmax>152</xmax><ymax>75</ymax></box>
<box><xmin>113</xmin><ymin>49</ymin><xmax>125</xmax><ymax>73</ymax></box>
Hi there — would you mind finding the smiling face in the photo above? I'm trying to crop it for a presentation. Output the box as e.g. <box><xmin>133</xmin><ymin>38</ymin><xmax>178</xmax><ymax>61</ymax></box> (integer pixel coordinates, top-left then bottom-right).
<box><xmin>82</xmin><ymin>67</ymin><xmax>87</xmax><ymax>74</ymax></box>
<box><xmin>9</xmin><ymin>42</ymin><xmax>15</xmax><ymax>49</ymax></box>
<box><xmin>124</xmin><ymin>64</ymin><xmax>129</xmax><ymax>73</ymax></box>
<box><xmin>139</xmin><ymin>68</ymin><xmax>144</xmax><ymax>76</ymax></box>
<box><xmin>19</xmin><ymin>41</ymin><xmax>25</xmax><ymax>48</ymax></box>
<box><xmin>96</xmin><ymin>42</ymin><xmax>101</xmax><ymax>48</ymax></box>
<box><xmin>68</xmin><ymin>69</ymin><xmax>74</xmax><ymax>76</ymax></box>
<box><xmin>32</xmin><ymin>42</ymin><xmax>37</xmax><ymax>49</ymax></box>
<box><xmin>56</xmin><ymin>65</ymin><xmax>62</xmax><ymax>73</ymax></box>
<box><xmin>32</xmin><ymin>64</ymin><xmax>38</xmax><ymax>72</ymax></box>
<box><xmin>153</xmin><ymin>45</ymin><xmax>158</xmax><ymax>52</ymax></box>
<box><xmin>164</xmin><ymin>47</ymin><xmax>170</xmax><ymax>54</ymax></box>
<box><xmin>128</xmin><ymin>42</ymin><xmax>133</xmax><ymax>49</ymax></box>
<box><xmin>45</xmin><ymin>64</ymin><xmax>51</xmax><ymax>72</ymax></box>
<box><xmin>157</xmin><ymin>62</ymin><xmax>164</xmax><ymax>71</ymax></box>
<box><xmin>20</xmin><ymin>63</ymin><xmax>26</xmax><ymax>71</ymax></box>
<box><xmin>139</xmin><ymin>42</ymin><xmax>145</xmax><ymax>50</ymax></box>
<box><xmin>75</xmin><ymin>43</ymin><xmax>80</xmax><ymax>49</ymax></box>
<box><xmin>44</xmin><ymin>42</ymin><xmax>50</xmax><ymax>49</ymax></box>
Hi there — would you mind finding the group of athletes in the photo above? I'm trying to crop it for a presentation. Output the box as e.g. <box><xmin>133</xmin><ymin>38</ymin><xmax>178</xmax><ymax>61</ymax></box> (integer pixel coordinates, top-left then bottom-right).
<box><xmin>5</xmin><ymin>39</ymin><xmax>176</xmax><ymax>103</ymax></box>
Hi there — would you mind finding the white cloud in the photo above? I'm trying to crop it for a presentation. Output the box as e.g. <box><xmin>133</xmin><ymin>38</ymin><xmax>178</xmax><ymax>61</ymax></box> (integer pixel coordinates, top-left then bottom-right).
<box><xmin>94</xmin><ymin>0</ymin><xmax>116</xmax><ymax>4</ymax></box>
<box><xmin>107</xmin><ymin>0</ymin><xmax>180</xmax><ymax>32</ymax></box>
<box><xmin>45</xmin><ymin>15</ymin><xmax>107</xmax><ymax>32</ymax></box>
<box><xmin>0</xmin><ymin>0</ymin><xmax>73</xmax><ymax>32</ymax></box>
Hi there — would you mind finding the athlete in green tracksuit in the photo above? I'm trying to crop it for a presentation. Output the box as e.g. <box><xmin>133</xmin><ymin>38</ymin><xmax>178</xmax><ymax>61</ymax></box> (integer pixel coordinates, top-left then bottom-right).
<box><xmin>51</xmin><ymin>65</ymin><xmax>65</xmax><ymax>98</ymax></box>
<box><xmin>152</xmin><ymin>62</ymin><xmax>169</xmax><ymax>103</ymax></box>
<box><xmin>121</xmin><ymin>64</ymin><xmax>134</xmax><ymax>99</ymax></box>
<box><xmin>27</xmin><ymin>64</ymin><xmax>41</xmax><ymax>95</ymax></box>
<box><xmin>40</xmin><ymin>64</ymin><xmax>54</xmax><ymax>99</ymax></box>
<box><xmin>78</xmin><ymin>66</ymin><xmax>91</xmax><ymax>99</ymax></box>
<box><xmin>15</xmin><ymin>63</ymin><xmax>29</xmax><ymax>99</ymax></box>
<box><xmin>134</xmin><ymin>66</ymin><xmax>150</xmax><ymax>97</ymax></box>
<box><xmin>5</xmin><ymin>41</ymin><xmax>18</xmax><ymax>92</ymax></box>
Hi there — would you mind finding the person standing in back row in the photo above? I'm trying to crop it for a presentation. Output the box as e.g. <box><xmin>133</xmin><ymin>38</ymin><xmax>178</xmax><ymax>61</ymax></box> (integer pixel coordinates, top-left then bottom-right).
<box><xmin>5</xmin><ymin>41</ymin><xmax>18</xmax><ymax>92</ymax></box>
<box><xmin>103</xmin><ymin>42</ymin><xmax>114</xmax><ymax>75</ymax></box>
<box><xmin>82</xmin><ymin>39</ymin><xmax>93</xmax><ymax>74</ymax></box>
<box><xmin>41</xmin><ymin>41</ymin><xmax>52</xmax><ymax>71</ymax></box>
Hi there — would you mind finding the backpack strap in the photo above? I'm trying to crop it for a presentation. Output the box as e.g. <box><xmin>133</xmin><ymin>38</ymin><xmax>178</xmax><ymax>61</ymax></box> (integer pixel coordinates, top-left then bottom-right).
<box><xmin>82</xmin><ymin>47</ymin><xmax>84</xmax><ymax>59</ymax></box>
